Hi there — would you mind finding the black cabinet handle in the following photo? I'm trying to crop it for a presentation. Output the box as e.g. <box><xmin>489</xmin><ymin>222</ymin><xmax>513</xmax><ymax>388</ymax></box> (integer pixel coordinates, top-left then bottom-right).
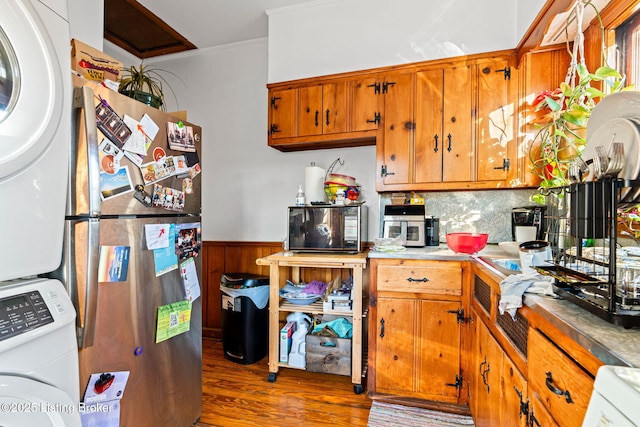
<box><xmin>545</xmin><ymin>372</ymin><xmax>574</xmax><ymax>404</ymax></box>
<box><xmin>434</xmin><ymin>135</ymin><xmax>439</xmax><ymax>153</ymax></box>
<box><xmin>406</xmin><ymin>277</ymin><xmax>428</xmax><ymax>282</ymax></box>
<box><xmin>447</xmin><ymin>134</ymin><xmax>452</xmax><ymax>152</ymax></box>
<box><xmin>326</xmin><ymin>109</ymin><xmax>330</xmax><ymax>126</ymax></box>
<box><xmin>379</xmin><ymin>318</ymin><xmax>385</xmax><ymax>338</ymax></box>
<box><xmin>315</xmin><ymin>110</ymin><xmax>319</xmax><ymax>127</ymax></box>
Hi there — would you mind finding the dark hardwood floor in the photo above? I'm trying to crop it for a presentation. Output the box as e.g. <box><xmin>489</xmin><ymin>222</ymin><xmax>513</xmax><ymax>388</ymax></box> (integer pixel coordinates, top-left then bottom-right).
<box><xmin>198</xmin><ymin>339</ymin><xmax>372</xmax><ymax>427</ymax></box>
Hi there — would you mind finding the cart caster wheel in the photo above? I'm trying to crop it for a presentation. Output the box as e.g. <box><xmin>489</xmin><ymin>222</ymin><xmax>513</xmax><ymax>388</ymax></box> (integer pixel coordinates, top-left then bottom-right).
<box><xmin>354</xmin><ymin>384</ymin><xmax>364</xmax><ymax>394</ymax></box>
<box><xmin>268</xmin><ymin>373</ymin><xmax>277</xmax><ymax>383</ymax></box>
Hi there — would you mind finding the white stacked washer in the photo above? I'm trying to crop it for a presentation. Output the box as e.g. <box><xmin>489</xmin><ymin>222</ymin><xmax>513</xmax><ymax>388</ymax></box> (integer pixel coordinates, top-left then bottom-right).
<box><xmin>0</xmin><ymin>0</ymin><xmax>80</xmax><ymax>425</ymax></box>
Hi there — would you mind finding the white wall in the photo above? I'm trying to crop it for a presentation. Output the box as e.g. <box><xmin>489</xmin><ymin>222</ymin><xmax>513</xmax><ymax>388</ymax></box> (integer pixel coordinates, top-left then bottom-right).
<box><xmin>267</xmin><ymin>0</ymin><xmax>519</xmax><ymax>82</ymax></box>
<box><xmin>67</xmin><ymin>0</ymin><xmax>103</xmax><ymax>49</ymax></box>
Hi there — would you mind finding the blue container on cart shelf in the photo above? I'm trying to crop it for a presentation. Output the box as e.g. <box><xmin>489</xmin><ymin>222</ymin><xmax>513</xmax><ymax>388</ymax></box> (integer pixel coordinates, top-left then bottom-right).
<box><xmin>220</xmin><ymin>273</ymin><xmax>270</xmax><ymax>364</ymax></box>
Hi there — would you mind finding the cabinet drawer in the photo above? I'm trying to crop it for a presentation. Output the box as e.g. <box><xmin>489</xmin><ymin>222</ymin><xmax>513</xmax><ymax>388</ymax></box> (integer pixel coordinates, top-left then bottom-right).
<box><xmin>528</xmin><ymin>328</ymin><xmax>594</xmax><ymax>427</ymax></box>
<box><xmin>377</xmin><ymin>264</ymin><xmax>462</xmax><ymax>295</ymax></box>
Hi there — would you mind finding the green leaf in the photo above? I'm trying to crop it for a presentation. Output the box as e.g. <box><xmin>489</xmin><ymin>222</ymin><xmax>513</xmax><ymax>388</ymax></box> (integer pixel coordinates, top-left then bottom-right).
<box><xmin>576</xmin><ymin>63</ymin><xmax>589</xmax><ymax>80</ymax></box>
<box><xmin>545</xmin><ymin>96</ymin><xmax>562</xmax><ymax>112</ymax></box>
<box><xmin>594</xmin><ymin>66</ymin><xmax>622</xmax><ymax>79</ymax></box>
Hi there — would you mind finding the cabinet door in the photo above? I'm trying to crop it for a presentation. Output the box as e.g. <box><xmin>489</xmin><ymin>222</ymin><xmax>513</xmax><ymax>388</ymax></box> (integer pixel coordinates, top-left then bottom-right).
<box><xmin>323</xmin><ymin>82</ymin><xmax>348</xmax><ymax>134</ymax></box>
<box><xmin>502</xmin><ymin>354</ymin><xmax>528</xmax><ymax>427</ymax></box>
<box><xmin>442</xmin><ymin>65</ymin><xmax>472</xmax><ymax>182</ymax></box>
<box><xmin>298</xmin><ymin>85</ymin><xmax>323</xmax><ymax>136</ymax></box>
<box><xmin>476</xmin><ymin>59</ymin><xmax>517</xmax><ymax>183</ymax></box>
<box><xmin>379</xmin><ymin>72</ymin><xmax>415</xmax><ymax>185</ymax></box>
<box><xmin>529</xmin><ymin>391</ymin><xmax>560</xmax><ymax>427</ymax></box>
<box><xmin>415</xmin><ymin>69</ymin><xmax>444</xmax><ymax>183</ymax></box>
<box><xmin>528</xmin><ymin>328</ymin><xmax>593</xmax><ymax>427</ymax></box>
<box><xmin>415</xmin><ymin>300</ymin><xmax>462</xmax><ymax>402</ymax></box>
<box><xmin>474</xmin><ymin>319</ymin><xmax>503</xmax><ymax>427</ymax></box>
<box><xmin>350</xmin><ymin>76</ymin><xmax>380</xmax><ymax>132</ymax></box>
<box><xmin>298</xmin><ymin>83</ymin><xmax>348</xmax><ymax>136</ymax></box>
<box><xmin>270</xmin><ymin>88</ymin><xmax>297</xmax><ymax>139</ymax></box>
<box><xmin>374</xmin><ymin>297</ymin><xmax>415</xmax><ymax>394</ymax></box>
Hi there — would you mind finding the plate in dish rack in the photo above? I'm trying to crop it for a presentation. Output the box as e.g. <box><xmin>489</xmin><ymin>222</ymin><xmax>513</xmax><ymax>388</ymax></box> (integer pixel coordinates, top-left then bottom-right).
<box><xmin>581</xmin><ymin>117</ymin><xmax>640</xmax><ymax>181</ymax></box>
<box><xmin>587</xmin><ymin>91</ymin><xmax>640</xmax><ymax>142</ymax></box>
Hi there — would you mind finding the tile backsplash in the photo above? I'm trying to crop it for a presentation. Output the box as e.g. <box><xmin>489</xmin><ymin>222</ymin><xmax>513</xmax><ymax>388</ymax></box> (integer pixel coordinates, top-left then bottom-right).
<box><xmin>380</xmin><ymin>189</ymin><xmax>539</xmax><ymax>244</ymax></box>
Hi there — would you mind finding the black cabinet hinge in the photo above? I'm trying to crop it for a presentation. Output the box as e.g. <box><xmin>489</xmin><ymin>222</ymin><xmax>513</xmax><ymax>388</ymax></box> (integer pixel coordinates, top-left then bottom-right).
<box><xmin>367</xmin><ymin>82</ymin><xmax>381</xmax><ymax>94</ymax></box>
<box><xmin>367</xmin><ymin>112</ymin><xmax>381</xmax><ymax>124</ymax></box>
<box><xmin>270</xmin><ymin>96</ymin><xmax>281</xmax><ymax>109</ymax></box>
<box><xmin>515</xmin><ymin>386</ymin><xmax>529</xmax><ymax>420</ymax></box>
<box><xmin>495</xmin><ymin>67</ymin><xmax>511</xmax><ymax>80</ymax></box>
<box><xmin>493</xmin><ymin>158</ymin><xmax>511</xmax><ymax>171</ymax></box>
<box><xmin>445</xmin><ymin>374</ymin><xmax>463</xmax><ymax>389</ymax></box>
<box><xmin>447</xmin><ymin>308</ymin><xmax>470</xmax><ymax>323</ymax></box>
<box><xmin>382</xmin><ymin>81</ymin><xmax>396</xmax><ymax>94</ymax></box>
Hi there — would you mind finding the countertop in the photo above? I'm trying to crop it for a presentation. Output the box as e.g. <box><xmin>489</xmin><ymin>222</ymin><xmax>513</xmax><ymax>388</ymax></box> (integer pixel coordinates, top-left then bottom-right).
<box><xmin>367</xmin><ymin>243</ymin><xmax>509</xmax><ymax>260</ymax></box>
<box><xmin>368</xmin><ymin>243</ymin><xmax>640</xmax><ymax>369</ymax></box>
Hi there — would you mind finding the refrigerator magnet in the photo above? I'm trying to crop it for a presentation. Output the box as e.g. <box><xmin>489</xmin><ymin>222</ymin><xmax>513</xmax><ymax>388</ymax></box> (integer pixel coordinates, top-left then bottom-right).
<box><xmin>153</xmin><ymin>147</ymin><xmax>166</xmax><ymax>161</ymax></box>
<box><xmin>182</xmin><ymin>178</ymin><xmax>193</xmax><ymax>194</ymax></box>
<box><xmin>99</xmin><ymin>166</ymin><xmax>134</xmax><ymax>201</ymax></box>
<box><xmin>133</xmin><ymin>184</ymin><xmax>152</xmax><ymax>207</ymax></box>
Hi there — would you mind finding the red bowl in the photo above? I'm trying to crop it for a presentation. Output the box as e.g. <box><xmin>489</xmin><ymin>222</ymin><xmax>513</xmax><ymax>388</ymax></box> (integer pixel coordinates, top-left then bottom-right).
<box><xmin>446</xmin><ymin>233</ymin><xmax>489</xmax><ymax>254</ymax></box>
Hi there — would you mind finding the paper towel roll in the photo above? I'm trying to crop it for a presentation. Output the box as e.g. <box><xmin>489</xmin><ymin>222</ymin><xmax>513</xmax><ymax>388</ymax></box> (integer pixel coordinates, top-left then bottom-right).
<box><xmin>305</xmin><ymin>164</ymin><xmax>326</xmax><ymax>203</ymax></box>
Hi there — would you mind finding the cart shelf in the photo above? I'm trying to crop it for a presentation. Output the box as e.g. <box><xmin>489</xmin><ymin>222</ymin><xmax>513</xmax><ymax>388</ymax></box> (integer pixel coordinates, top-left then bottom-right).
<box><xmin>256</xmin><ymin>251</ymin><xmax>369</xmax><ymax>394</ymax></box>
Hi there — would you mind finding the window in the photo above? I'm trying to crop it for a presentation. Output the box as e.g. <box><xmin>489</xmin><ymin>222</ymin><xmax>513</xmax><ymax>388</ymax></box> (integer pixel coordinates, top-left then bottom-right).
<box><xmin>616</xmin><ymin>10</ymin><xmax>640</xmax><ymax>88</ymax></box>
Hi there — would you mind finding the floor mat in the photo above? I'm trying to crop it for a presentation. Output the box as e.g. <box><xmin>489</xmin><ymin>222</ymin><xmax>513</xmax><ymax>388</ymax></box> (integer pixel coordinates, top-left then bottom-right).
<box><xmin>367</xmin><ymin>401</ymin><xmax>475</xmax><ymax>427</ymax></box>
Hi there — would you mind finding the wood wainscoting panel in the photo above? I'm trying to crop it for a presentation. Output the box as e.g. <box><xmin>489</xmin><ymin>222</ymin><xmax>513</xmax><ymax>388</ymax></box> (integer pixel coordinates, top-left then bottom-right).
<box><xmin>201</xmin><ymin>241</ymin><xmax>282</xmax><ymax>339</ymax></box>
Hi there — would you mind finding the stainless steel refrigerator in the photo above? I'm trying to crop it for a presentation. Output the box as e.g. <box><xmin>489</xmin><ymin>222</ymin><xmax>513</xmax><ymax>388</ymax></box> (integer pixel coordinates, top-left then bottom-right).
<box><xmin>50</xmin><ymin>75</ymin><xmax>202</xmax><ymax>426</ymax></box>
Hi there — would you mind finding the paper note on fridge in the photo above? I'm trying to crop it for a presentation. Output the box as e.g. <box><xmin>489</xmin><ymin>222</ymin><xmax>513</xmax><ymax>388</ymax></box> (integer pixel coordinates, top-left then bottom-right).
<box><xmin>139</xmin><ymin>113</ymin><xmax>159</xmax><ymax>140</ymax></box>
<box><xmin>122</xmin><ymin>115</ymin><xmax>150</xmax><ymax>155</ymax></box>
<box><xmin>98</xmin><ymin>246</ymin><xmax>130</xmax><ymax>282</ymax></box>
<box><xmin>153</xmin><ymin>224</ymin><xmax>178</xmax><ymax>276</ymax></box>
<box><xmin>145</xmin><ymin>224</ymin><xmax>170</xmax><ymax>249</ymax></box>
<box><xmin>180</xmin><ymin>257</ymin><xmax>201</xmax><ymax>302</ymax></box>
<box><xmin>156</xmin><ymin>300</ymin><xmax>192</xmax><ymax>343</ymax></box>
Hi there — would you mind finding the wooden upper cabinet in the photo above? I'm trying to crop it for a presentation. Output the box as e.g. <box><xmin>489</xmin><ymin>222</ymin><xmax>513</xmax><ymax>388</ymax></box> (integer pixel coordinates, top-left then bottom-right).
<box><xmin>269</xmin><ymin>88</ymin><xmax>297</xmax><ymax>139</ymax></box>
<box><xmin>350</xmin><ymin>76</ymin><xmax>380</xmax><ymax>132</ymax></box>
<box><xmin>298</xmin><ymin>83</ymin><xmax>348</xmax><ymax>136</ymax></box>
<box><xmin>415</xmin><ymin>66</ymin><xmax>472</xmax><ymax>184</ymax></box>
<box><xmin>378</xmin><ymin>72</ymin><xmax>415</xmax><ymax>186</ymax></box>
<box><xmin>476</xmin><ymin>58</ymin><xmax>518</xmax><ymax>185</ymax></box>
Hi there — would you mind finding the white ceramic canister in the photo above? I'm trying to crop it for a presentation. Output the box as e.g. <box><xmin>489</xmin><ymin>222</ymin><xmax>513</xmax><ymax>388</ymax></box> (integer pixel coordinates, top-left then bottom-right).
<box><xmin>519</xmin><ymin>240</ymin><xmax>552</xmax><ymax>275</ymax></box>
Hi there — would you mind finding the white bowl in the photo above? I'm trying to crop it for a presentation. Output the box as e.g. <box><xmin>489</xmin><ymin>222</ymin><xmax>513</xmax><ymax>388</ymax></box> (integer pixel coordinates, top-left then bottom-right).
<box><xmin>498</xmin><ymin>241</ymin><xmax>520</xmax><ymax>256</ymax></box>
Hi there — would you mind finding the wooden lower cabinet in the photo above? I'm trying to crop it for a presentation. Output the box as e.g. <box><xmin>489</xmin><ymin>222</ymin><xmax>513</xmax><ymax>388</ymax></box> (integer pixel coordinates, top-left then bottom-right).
<box><xmin>527</xmin><ymin>328</ymin><xmax>594</xmax><ymax>427</ymax></box>
<box><xmin>369</xmin><ymin>259</ymin><xmax>467</xmax><ymax>404</ymax></box>
<box><xmin>469</xmin><ymin>309</ymin><xmax>528</xmax><ymax>427</ymax></box>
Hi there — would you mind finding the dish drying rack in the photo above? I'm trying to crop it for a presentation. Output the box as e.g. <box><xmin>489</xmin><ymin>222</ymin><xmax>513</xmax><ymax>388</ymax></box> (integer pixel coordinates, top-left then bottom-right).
<box><xmin>540</xmin><ymin>179</ymin><xmax>640</xmax><ymax>328</ymax></box>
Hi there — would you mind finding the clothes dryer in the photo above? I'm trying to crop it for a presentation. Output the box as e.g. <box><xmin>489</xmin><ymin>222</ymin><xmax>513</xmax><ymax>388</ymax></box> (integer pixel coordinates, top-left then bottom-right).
<box><xmin>0</xmin><ymin>279</ymin><xmax>80</xmax><ymax>426</ymax></box>
<box><xmin>0</xmin><ymin>0</ymin><xmax>71</xmax><ymax>281</ymax></box>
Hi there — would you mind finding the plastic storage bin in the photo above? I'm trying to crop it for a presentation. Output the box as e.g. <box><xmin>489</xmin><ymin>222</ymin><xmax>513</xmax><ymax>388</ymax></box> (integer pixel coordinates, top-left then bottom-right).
<box><xmin>220</xmin><ymin>273</ymin><xmax>269</xmax><ymax>364</ymax></box>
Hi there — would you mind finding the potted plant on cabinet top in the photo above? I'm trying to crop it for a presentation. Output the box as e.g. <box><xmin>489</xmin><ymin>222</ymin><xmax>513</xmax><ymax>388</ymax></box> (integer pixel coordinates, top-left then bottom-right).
<box><xmin>528</xmin><ymin>0</ymin><xmax>629</xmax><ymax>204</ymax></box>
<box><xmin>118</xmin><ymin>63</ymin><xmax>179</xmax><ymax>111</ymax></box>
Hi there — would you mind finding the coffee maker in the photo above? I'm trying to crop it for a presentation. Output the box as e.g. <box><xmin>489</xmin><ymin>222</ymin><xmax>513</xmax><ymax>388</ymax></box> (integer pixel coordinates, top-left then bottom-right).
<box><xmin>511</xmin><ymin>206</ymin><xmax>547</xmax><ymax>241</ymax></box>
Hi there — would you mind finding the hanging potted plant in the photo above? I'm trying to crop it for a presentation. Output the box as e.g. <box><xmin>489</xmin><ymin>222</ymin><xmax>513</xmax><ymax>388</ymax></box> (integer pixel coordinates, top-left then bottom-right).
<box><xmin>118</xmin><ymin>63</ymin><xmax>180</xmax><ymax>111</ymax></box>
<box><xmin>528</xmin><ymin>0</ymin><xmax>629</xmax><ymax>204</ymax></box>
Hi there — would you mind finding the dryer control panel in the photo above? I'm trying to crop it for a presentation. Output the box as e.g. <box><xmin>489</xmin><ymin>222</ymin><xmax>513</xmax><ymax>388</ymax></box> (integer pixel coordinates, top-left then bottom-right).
<box><xmin>0</xmin><ymin>290</ymin><xmax>54</xmax><ymax>342</ymax></box>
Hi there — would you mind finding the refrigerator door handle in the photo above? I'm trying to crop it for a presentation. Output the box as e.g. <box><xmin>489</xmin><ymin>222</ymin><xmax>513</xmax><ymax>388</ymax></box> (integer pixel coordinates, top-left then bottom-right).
<box><xmin>77</xmin><ymin>217</ymin><xmax>100</xmax><ymax>348</ymax></box>
<box><xmin>73</xmin><ymin>86</ymin><xmax>102</xmax><ymax>216</ymax></box>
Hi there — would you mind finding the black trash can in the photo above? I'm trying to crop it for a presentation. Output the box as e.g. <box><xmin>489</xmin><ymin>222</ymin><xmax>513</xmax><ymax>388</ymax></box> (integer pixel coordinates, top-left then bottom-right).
<box><xmin>220</xmin><ymin>273</ymin><xmax>270</xmax><ymax>364</ymax></box>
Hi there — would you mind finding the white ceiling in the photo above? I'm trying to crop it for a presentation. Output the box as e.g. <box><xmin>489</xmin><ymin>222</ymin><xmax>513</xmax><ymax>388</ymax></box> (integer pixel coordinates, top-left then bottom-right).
<box><xmin>138</xmin><ymin>0</ymin><xmax>319</xmax><ymax>49</ymax></box>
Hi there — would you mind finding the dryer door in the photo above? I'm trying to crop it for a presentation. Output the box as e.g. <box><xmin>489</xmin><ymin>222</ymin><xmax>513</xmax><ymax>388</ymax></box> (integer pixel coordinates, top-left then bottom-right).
<box><xmin>0</xmin><ymin>0</ymin><xmax>64</xmax><ymax>179</ymax></box>
<box><xmin>0</xmin><ymin>375</ymin><xmax>81</xmax><ymax>426</ymax></box>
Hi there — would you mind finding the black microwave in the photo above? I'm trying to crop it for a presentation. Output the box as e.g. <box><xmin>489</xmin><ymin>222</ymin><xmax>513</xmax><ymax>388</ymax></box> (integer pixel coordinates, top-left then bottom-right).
<box><xmin>287</xmin><ymin>205</ymin><xmax>367</xmax><ymax>253</ymax></box>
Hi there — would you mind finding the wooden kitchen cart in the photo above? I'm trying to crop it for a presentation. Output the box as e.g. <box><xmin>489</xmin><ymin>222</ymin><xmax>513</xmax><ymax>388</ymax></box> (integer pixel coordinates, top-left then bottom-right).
<box><xmin>256</xmin><ymin>251</ymin><xmax>368</xmax><ymax>394</ymax></box>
